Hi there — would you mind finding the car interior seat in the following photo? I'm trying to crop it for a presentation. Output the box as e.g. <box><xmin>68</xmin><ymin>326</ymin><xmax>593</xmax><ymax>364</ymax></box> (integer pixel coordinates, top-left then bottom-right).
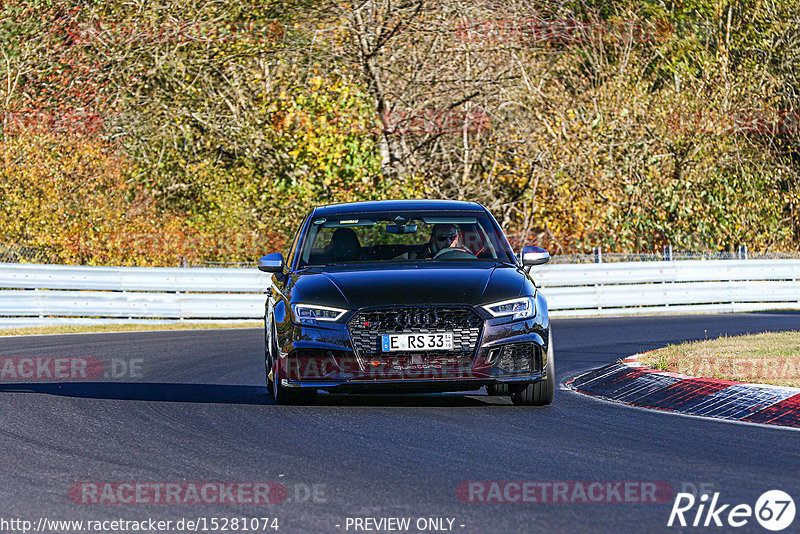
<box><xmin>326</xmin><ymin>228</ymin><xmax>362</xmax><ymax>262</ymax></box>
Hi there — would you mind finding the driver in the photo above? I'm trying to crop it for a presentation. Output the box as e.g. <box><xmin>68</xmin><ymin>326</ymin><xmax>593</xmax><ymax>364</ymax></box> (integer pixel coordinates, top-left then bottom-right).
<box><xmin>429</xmin><ymin>224</ymin><xmax>465</xmax><ymax>257</ymax></box>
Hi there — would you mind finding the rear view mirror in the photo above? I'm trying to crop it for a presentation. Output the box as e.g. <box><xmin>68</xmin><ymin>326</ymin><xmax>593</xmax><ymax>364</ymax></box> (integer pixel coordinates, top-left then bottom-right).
<box><xmin>386</xmin><ymin>224</ymin><xmax>418</xmax><ymax>234</ymax></box>
<box><xmin>521</xmin><ymin>246</ymin><xmax>550</xmax><ymax>266</ymax></box>
<box><xmin>257</xmin><ymin>253</ymin><xmax>285</xmax><ymax>273</ymax></box>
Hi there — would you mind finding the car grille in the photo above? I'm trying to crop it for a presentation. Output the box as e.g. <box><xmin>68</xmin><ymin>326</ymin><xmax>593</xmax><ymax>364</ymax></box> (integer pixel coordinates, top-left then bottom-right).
<box><xmin>495</xmin><ymin>343</ymin><xmax>542</xmax><ymax>373</ymax></box>
<box><xmin>347</xmin><ymin>307</ymin><xmax>483</xmax><ymax>372</ymax></box>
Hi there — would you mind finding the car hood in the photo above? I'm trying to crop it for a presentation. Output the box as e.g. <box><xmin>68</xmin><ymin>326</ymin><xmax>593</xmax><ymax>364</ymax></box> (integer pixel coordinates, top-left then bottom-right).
<box><xmin>290</xmin><ymin>263</ymin><xmax>529</xmax><ymax>309</ymax></box>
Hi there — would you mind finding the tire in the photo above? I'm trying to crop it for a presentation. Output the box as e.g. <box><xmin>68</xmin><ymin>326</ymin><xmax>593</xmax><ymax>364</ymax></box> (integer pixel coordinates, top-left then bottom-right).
<box><xmin>265</xmin><ymin>320</ymin><xmax>275</xmax><ymax>395</ymax></box>
<box><xmin>269</xmin><ymin>334</ymin><xmax>316</xmax><ymax>404</ymax></box>
<box><xmin>486</xmin><ymin>383</ymin><xmax>509</xmax><ymax>396</ymax></box>
<box><xmin>266</xmin><ymin>359</ymin><xmax>274</xmax><ymax>394</ymax></box>
<box><xmin>510</xmin><ymin>328</ymin><xmax>555</xmax><ymax>406</ymax></box>
<box><xmin>266</xmin><ymin>361</ymin><xmax>274</xmax><ymax>394</ymax></box>
<box><xmin>273</xmin><ymin>367</ymin><xmax>316</xmax><ymax>405</ymax></box>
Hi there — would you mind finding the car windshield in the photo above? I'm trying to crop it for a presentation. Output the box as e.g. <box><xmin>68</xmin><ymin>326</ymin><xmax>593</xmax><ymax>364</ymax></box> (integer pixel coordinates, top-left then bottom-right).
<box><xmin>297</xmin><ymin>211</ymin><xmax>517</xmax><ymax>267</ymax></box>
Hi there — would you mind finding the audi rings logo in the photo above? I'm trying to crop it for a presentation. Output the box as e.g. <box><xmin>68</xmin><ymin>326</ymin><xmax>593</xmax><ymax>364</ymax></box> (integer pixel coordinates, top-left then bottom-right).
<box><xmin>394</xmin><ymin>311</ymin><xmax>439</xmax><ymax>328</ymax></box>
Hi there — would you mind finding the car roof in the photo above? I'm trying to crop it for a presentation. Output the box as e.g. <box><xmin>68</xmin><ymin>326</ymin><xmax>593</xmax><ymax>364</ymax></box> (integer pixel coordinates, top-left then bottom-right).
<box><xmin>311</xmin><ymin>199</ymin><xmax>485</xmax><ymax>216</ymax></box>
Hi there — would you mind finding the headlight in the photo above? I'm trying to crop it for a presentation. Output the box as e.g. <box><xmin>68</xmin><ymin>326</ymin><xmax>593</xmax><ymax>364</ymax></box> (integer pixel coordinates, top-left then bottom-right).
<box><xmin>291</xmin><ymin>303</ymin><xmax>348</xmax><ymax>323</ymax></box>
<box><xmin>482</xmin><ymin>296</ymin><xmax>535</xmax><ymax>320</ymax></box>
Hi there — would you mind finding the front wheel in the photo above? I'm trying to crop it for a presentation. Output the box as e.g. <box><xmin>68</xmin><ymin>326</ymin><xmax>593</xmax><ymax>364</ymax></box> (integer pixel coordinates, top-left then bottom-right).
<box><xmin>510</xmin><ymin>328</ymin><xmax>555</xmax><ymax>406</ymax></box>
<box><xmin>266</xmin><ymin>359</ymin><xmax>274</xmax><ymax>395</ymax></box>
<box><xmin>265</xmin><ymin>320</ymin><xmax>276</xmax><ymax>395</ymax></box>
<box><xmin>269</xmin><ymin>346</ymin><xmax>317</xmax><ymax>405</ymax></box>
<box><xmin>273</xmin><ymin>367</ymin><xmax>317</xmax><ymax>405</ymax></box>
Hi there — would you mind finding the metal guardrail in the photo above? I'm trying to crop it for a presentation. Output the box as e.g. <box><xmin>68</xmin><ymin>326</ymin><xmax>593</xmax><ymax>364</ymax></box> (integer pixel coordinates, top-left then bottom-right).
<box><xmin>0</xmin><ymin>260</ymin><xmax>797</xmax><ymax>327</ymax></box>
<box><xmin>534</xmin><ymin>259</ymin><xmax>800</xmax><ymax>316</ymax></box>
<box><xmin>0</xmin><ymin>263</ymin><xmax>269</xmax><ymax>292</ymax></box>
<box><xmin>0</xmin><ymin>263</ymin><xmax>272</xmax><ymax>327</ymax></box>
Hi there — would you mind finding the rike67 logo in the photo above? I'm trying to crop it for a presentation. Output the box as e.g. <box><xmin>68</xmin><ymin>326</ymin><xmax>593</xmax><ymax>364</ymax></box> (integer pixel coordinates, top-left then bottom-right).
<box><xmin>668</xmin><ymin>490</ymin><xmax>795</xmax><ymax>531</ymax></box>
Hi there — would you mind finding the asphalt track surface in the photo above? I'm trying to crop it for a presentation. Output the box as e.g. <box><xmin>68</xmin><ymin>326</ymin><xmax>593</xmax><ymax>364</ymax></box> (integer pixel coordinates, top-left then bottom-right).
<box><xmin>1</xmin><ymin>313</ymin><xmax>799</xmax><ymax>534</ymax></box>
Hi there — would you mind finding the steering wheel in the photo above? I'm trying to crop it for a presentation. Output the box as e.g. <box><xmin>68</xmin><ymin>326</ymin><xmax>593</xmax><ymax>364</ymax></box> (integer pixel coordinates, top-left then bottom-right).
<box><xmin>433</xmin><ymin>246</ymin><xmax>476</xmax><ymax>259</ymax></box>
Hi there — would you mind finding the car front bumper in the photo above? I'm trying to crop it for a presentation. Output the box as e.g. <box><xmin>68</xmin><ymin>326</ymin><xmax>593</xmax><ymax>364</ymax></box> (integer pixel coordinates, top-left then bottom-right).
<box><xmin>279</xmin><ymin>374</ymin><xmax>547</xmax><ymax>394</ymax></box>
<box><xmin>274</xmin><ymin>299</ymin><xmax>550</xmax><ymax>393</ymax></box>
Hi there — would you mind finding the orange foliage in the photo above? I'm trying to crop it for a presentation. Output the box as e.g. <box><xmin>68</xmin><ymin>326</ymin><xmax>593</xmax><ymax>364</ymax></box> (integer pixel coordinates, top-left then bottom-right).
<box><xmin>0</xmin><ymin>131</ymin><xmax>210</xmax><ymax>266</ymax></box>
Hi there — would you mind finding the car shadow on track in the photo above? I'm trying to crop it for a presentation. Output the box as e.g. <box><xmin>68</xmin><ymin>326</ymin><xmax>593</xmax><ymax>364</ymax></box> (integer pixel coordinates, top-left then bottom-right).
<box><xmin>314</xmin><ymin>392</ymin><xmax>509</xmax><ymax>407</ymax></box>
<box><xmin>0</xmin><ymin>382</ymin><xmax>510</xmax><ymax>407</ymax></box>
<box><xmin>0</xmin><ymin>382</ymin><xmax>270</xmax><ymax>405</ymax></box>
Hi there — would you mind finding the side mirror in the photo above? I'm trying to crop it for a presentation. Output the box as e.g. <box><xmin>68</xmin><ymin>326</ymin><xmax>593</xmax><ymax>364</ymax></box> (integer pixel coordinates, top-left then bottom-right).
<box><xmin>257</xmin><ymin>253</ymin><xmax>285</xmax><ymax>273</ymax></box>
<box><xmin>521</xmin><ymin>245</ymin><xmax>550</xmax><ymax>266</ymax></box>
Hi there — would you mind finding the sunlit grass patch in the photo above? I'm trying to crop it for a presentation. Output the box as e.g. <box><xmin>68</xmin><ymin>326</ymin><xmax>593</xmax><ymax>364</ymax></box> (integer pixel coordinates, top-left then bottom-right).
<box><xmin>638</xmin><ymin>331</ymin><xmax>800</xmax><ymax>388</ymax></box>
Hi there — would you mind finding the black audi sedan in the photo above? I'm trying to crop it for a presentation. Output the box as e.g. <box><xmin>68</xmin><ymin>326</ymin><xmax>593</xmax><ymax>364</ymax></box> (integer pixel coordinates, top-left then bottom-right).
<box><xmin>258</xmin><ymin>200</ymin><xmax>553</xmax><ymax>405</ymax></box>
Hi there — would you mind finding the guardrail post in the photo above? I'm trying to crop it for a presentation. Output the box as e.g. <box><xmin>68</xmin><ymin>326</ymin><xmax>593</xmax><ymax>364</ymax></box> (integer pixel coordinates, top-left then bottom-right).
<box><xmin>35</xmin><ymin>287</ymin><xmax>43</xmax><ymax>319</ymax></box>
<box><xmin>738</xmin><ymin>245</ymin><xmax>748</xmax><ymax>260</ymax></box>
<box><xmin>591</xmin><ymin>247</ymin><xmax>603</xmax><ymax>311</ymax></box>
<box><xmin>663</xmin><ymin>245</ymin><xmax>673</xmax><ymax>261</ymax></box>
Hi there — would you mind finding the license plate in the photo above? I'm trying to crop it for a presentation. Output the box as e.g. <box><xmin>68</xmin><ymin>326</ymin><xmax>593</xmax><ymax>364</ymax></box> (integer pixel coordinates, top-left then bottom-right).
<box><xmin>381</xmin><ymin>333</ymin><xmax>453</xmax><ymax>351</ymax></box>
